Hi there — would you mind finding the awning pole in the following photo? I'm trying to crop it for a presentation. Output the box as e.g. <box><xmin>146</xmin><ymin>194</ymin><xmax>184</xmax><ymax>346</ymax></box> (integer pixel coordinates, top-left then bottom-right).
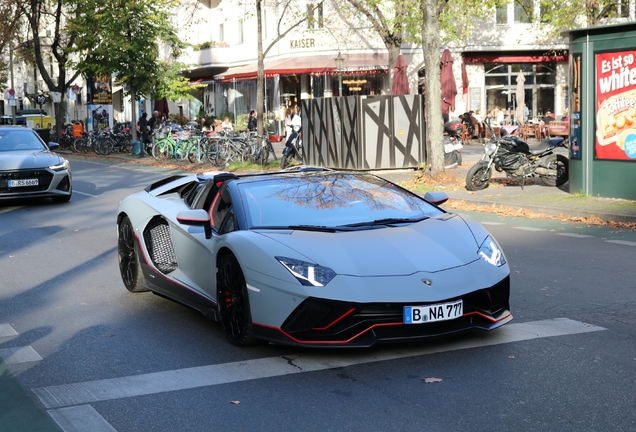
<box><xmin>233</xmin><ymin>78</ymin><xmax>236</xmax><ymax>122</ymax></box>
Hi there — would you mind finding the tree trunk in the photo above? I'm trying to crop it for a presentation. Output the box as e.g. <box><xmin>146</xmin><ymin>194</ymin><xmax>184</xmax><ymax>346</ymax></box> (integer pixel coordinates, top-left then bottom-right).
<box><xmin>422</xmin><ymin>0</ymin><xmax>444</xmax><ymax>175</ymax></box>
<box><xmin>387</xmin><ymin>44</ymin><xmax>400</xmax><ymax>94</ymax></box>
<box><xmin>130</xmin><ymin>86</ymin><xmax>138</xmax><ymax>141</ymax></box>
<box><xmin>256</xmin><ymin>0</ymin><xmax>264</xmax><ymax>147</ymax></box>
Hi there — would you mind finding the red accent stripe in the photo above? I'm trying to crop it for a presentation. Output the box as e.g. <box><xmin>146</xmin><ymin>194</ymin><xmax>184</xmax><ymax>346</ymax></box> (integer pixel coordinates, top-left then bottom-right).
<box><xmin>311</xmin><ymin>308</ymin><xmax>356</xmax><ymax>331</ymax></box>
<box><xmin>254</xmin><ymin>322</ymin><xmax>402</xmax><ymax>345</ymax></box>
<box><xmin>463</xmin><ymin>311</ymin><xmax>511</xmax><ymax>323</ymax></box>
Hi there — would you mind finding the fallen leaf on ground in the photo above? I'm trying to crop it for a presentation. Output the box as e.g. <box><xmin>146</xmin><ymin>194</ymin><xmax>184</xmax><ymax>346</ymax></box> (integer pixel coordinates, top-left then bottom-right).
<box><xmin>230</xmin><ymin>400</ymin><xmax>240</xmax><ymax>405</ymax></box>
<box><xmin>508</xmin><ymin>355</ymin><xmax>515</xmax><ymax>359</ymax></box>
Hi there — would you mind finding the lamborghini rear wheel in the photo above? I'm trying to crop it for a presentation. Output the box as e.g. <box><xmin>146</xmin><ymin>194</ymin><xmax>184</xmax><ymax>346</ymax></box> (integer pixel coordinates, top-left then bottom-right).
<box><xmin>118</xmin><ymin>216</ymin><xmax>147</xmax><ymax>293</ymax></box>
<box><xmin>217</xmin><ymin>253</ymin><xmax>256</xmax><ymax>347</ymax></box>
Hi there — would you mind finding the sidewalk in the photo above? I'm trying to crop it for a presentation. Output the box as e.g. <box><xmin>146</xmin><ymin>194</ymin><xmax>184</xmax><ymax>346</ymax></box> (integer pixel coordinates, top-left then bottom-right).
<box><xmin>376</xmin><ymin>146</ymin><xmax>636</xmax><ymax>225</ymax></box>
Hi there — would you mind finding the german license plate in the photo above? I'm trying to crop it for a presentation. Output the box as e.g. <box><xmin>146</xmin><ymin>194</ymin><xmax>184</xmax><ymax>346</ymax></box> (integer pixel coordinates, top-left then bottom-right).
<box><xmin>8</xmin><ymin>179</ymin><xmax>38</xmax><ymax>187</ymax></box>
<box><xmin>403</xmin><ymin>300</ymin><xmax>463</xmax><ymax>324</ymax></box>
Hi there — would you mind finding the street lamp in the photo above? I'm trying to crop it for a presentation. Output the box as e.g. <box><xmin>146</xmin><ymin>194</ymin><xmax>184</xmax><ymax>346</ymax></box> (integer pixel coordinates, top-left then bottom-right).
<box><xmin>334</xmin><ymin>51</ymin><xmax>344</xmax><ymax>97</ymax></box>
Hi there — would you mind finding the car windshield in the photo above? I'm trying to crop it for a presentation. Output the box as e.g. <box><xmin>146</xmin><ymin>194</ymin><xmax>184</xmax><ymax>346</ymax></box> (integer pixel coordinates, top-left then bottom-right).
<box><xmin>0</xmin><ymin>129</ymin><xmax>46</xmax><ymax>152</ymax></box>
<box><xmin>238</xmin><ymin>173</ymin><xmax>444</xmax><ymax>229</ymax></box>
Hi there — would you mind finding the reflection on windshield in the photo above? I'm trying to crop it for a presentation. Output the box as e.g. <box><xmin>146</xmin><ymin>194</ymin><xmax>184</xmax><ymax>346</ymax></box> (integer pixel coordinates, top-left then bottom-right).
<box><xmin>239</xmin><ymin>173</ymin><xmax>443</xmax><ymax>228</ymax></box>
<box><xmin>0</xmin><ymin>130</ymin><xmax>45</xmax><ymax>152</ymax></box>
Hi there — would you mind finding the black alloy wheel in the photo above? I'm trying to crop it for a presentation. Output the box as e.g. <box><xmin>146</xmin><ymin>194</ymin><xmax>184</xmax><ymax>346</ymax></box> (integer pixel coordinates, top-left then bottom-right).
<box><xmin>465</xmin><ymin>164</ymin><xmax>492</xmax><ymax>191</ymax></box>
<box><xmin>216</xmin><ymin>254</ymin><xmax>256</xmax><ymax>347</ymax></box>
<box><xmin>118</xmin><ymin>216</ymin><xmax>147</xmax><ymax>293</ymax></box>
<box><xmin>540</xmin><ymin>154</ymin><xmax>569</xmax><ymax>187</ymax></box>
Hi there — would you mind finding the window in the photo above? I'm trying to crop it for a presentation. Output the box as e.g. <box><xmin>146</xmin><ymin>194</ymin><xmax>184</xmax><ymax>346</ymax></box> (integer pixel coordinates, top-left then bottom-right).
<box><xmin>238</xmin><ymin>19</ymin><xmax>243</xmax><ymax>44</ymax></box>
<box><xmin>496</xmin><ymin>5</ymin><xmax>508</xmax><ymax>24</ymax></box>
<box><xmin>307</xmin><ymin>2</ymin><xmax>324</xmax><ymax>29</ymax></box>
<box><xmin>514</xmin><ymin>0</ymin><xmax>533</xmax><ymax>23</ymax></box>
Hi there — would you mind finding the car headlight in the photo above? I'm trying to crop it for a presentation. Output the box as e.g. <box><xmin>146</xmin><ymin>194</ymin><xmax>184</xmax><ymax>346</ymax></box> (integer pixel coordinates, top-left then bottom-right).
<box><xmin>276</xmin><ymin>256</ymin><xmax>337</xmax><ymax>287</ymax></box>
<box><xmin>49</xmin><ymin>159</ymin><xmax>69</xmax><ymax>172</ymax></box>
<box><xmin>485</xmin><ymin>142</ymin><xmax>497</xmax><ymax>156</ymax></box>
<box><xmin>478</xmin><ymin>236</ymin><xmax>506</xmax><ymax>267</ymax></box>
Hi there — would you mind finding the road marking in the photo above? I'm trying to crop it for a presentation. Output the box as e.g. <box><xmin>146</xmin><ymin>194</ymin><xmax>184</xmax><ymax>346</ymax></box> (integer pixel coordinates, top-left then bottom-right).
<box><xmin>556</xmin><ymin>233</ymin><xmax>594</xmax><ymax>238</ymax></box>
<box><xmin>48</xmin><ymin>405</ymin><xmax>117</xmax><ymax>432</ymax></box>
<box><xmin>73</xmin><ymin>190</ymin><xmax>97</xmax><ymax>197</ymax></box>
<box><xmin>481</xmin><ymin>222</ymin><xmax>506</xmax><ymax>225</ymax></box>
<box><xmin>0</xmin><ymin>346</ymin><xmax>43</xmax><ymax>364</ymax></box>
<box><xmin>33</xmin><ymin>318</ymin><xmax>605</xmax><ymax>409</ymax></box>
<box><xmin>605</xmin><ymin>240</ymin><xmax>636</xmax><ymax>247</ymax></box>
<box><xmin>512</xmin><ymin>226</ymin><xmax>547</xmax><ymax>231</ymax></box>
<box><xmin>0</xmin><ymin>323</ymin><xmax>18</xmax><ymax>337</ymax></box>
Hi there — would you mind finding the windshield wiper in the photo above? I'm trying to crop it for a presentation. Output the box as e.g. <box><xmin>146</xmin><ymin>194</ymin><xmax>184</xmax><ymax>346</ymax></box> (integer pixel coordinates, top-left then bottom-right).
<box><xmin>341</xmin><ymin>216</ymin><xmax>429</xmax><ymax>228</ymax></box>
<box><xmin>251</xmin><ymin>225</ymin><xmax>338</xmax><ymax>232</ymax></box>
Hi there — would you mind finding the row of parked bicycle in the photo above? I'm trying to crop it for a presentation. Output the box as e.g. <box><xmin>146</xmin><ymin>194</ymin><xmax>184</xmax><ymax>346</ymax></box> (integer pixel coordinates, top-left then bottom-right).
<box><xmin>57</xmin><ymin>124</ymin><xmax>281</xmax><ymax>168</ymax></box>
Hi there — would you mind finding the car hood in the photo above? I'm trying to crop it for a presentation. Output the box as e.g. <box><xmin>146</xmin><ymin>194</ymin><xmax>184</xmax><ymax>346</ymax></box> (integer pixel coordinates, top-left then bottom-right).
<box><xmin>0</xmin><ymin>151</ymin><xmax>63</xmax><ymax>170</ymax></box>
<box><xmin>259</xmin><ymin>215</ymin><xmax>481</xmax><ymax>276</ymax></box>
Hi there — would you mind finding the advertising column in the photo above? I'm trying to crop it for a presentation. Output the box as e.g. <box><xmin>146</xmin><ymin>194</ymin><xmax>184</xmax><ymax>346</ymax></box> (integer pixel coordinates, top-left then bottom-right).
<box><xmin>86</xmin><ymin>75</ymin><xmax>113</xmax><ymax>132</ymax></box>
<box><xmin>595</xmin><ymin>50</ymin><xmax>636</xmax><ymax>160</ymax></box>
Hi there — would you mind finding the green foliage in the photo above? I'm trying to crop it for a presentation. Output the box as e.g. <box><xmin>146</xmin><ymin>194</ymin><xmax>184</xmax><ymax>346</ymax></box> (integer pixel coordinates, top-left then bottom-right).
<box><xmin>68</xmin><ymin>0</ymin><xmax>186</xmax><ymax>99</ymax></box>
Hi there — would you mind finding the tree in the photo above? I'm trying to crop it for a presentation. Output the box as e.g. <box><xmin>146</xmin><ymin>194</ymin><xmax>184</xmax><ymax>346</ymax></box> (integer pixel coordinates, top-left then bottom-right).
<box><xmin>254</xmin><ymin>0</ymin><xmax>313</xmax><ymax>146</ymax></box>
<box><xmin>524</xmin><ymin>0</ymin><xmax>632</xmax><ymax>41</ymax></box>
<box><xmin>68</xmin><ymin>0</ymin><xmax>188</xmax><ymax>140</ymax></box>
<box><xmin>15</xmin><ymin>0</ymin><xmax>85</xmax><ymax>138</ymax></box>
<box><xmin>0</xmin><ymin>0</ymin><xmax>21</xmax><ymax>90</ymax></box>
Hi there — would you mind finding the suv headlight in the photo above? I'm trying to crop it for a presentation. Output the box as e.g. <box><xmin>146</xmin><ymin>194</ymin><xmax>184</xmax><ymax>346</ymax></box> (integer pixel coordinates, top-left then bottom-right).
<box><xmin>276</xmin><ymin>256</ymin><xmax>336</xmax><ymax>286</ymax></box>
<box><xmin>478</xmin><ymin>236</ymin><xmax>506</xmax><ymax>267</ymax></box>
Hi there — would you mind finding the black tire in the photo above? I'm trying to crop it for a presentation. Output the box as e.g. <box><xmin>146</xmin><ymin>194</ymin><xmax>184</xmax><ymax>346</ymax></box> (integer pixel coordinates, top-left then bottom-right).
<box><xmin>118</xmin><ymin>216</ymin><xmax>148</xmax><ymax>293</ymax></box>
<box><xmin>444</xmin><ymin>151</ymin><xmax>460</xmax><ymax>169</ymax></box>
<box><xmin>259</xmin><ymin>145</ymin><xmax>270</xmax><ymax>166</ymax></box>
<box><xmin>466</xmin><ymin>163</ymin><xmax>492</xmax><ymax>191</ymax></box>
<box><xmin>540</xmin><ymin>154</ymin><xmax>569</xmax><ymax>187</ymax></box>
<box><xmin>216</xmin><ymin>253</ymin><xmax>256</xmax><ymax>347</ymax></box>
<box><xmin>280</xmin><ymin>152</ymin><xmax>292</xmax><ymax>170</ymax></box>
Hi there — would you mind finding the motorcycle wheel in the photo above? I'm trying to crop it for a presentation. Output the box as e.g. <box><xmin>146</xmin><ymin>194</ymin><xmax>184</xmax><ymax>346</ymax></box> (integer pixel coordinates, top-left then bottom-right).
<box><xmin>540</xmin><ymin>154</ymin><xmax>569</xmax><ymax>187</ymax></box>
<box><xmin>465</xmin><ymin>163</ymin><xmax>492</xmax><ymax>191</ymax></box>
<box><xmin>444</xmin><ymin>151</ymin><xmax>460</xmax><ymax>169</ymax></box>
<box><xmin>280</xmin><ymin>152</ymin><xmax>292</xmax><ymax>170</ymax></box>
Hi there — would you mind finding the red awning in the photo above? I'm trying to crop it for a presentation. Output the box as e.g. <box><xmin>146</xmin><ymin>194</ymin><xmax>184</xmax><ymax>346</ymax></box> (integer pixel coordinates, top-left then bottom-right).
<box><xmin>214</xmin><ymin>53</ymin><xmax>389</xmax><ymax>82</ymax></box>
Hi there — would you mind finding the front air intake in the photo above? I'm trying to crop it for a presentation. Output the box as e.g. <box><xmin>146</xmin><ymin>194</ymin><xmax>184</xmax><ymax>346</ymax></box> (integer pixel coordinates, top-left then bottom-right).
<box><xmin>143</xmin><ymin>217</ymin><xmax>178</xmax><ymax>274</ymax></box>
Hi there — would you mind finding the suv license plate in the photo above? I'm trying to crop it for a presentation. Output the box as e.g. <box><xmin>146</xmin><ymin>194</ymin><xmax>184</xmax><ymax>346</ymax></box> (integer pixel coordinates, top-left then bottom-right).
<box><xmin>8</xmin><ymin>179</ymin><xmax>39</xmax><ymax>187</ymax></box>
<box><xmin>403</xmin><ymin>300</ymin><xmax>463</xmax><ymax>324</ymax></box>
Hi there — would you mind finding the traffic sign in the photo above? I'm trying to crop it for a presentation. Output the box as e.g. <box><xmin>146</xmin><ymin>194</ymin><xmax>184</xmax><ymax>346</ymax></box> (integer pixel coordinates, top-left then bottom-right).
<box><xmin>36</xmin><ymin>94</ymin><xmax>46</xmax><ymax>105</ymax></box>
<box><xmin>71</xmin><ymin>84</ymin><xmax>80</xmax><ymax>94</ymax></box>
<box><xmin>8</xmin><ymin>88</ymin><xmax>15</xmax><ymax>97</ymax></box>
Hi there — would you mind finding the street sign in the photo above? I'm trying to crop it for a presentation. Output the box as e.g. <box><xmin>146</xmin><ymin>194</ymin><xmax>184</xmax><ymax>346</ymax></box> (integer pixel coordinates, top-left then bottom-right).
<box><xmin>8</xmin><ymin>88</ymin><xmax>15</xmax><ymax>97</ymax></box>
<box><xmin>36</xmin><ymin>94</ymin><xmax>46</xmax><ymax>105</ymax></box>
<box><xmin>71</xmin><ymin>84</ymin><xmax>80</xmax><ymax>94</ymax></box>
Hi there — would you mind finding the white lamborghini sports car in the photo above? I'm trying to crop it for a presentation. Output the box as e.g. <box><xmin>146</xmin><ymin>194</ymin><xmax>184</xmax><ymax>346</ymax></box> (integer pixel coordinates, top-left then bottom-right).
<box><xmin>117</xmin><ymin>168</ymin><xmax>512</xmax><ymax>347</ymax></box>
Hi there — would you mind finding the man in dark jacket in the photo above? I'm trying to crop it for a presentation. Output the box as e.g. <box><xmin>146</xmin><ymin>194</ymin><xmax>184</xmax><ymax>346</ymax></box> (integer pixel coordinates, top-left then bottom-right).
<box><xmin>138</xmin><ymin>112</ymin><xmax>149</xmax><ymax>157</ymax></box>
<box><xmin>247</xmin><ymin>110</ymin><xmax>257</xmax><ymax>131</ymax></box>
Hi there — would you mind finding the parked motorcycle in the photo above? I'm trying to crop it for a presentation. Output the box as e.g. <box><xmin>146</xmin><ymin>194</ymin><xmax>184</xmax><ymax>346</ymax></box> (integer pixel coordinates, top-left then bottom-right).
<box><xmin>465</xmin><ymin>124</ymin><xmax>569</xmax><ymax>191</ymax></box>
<box><xmin>280</xmin><ymin>131</ymin><xmax>303</xmax><ymax>169</ymax></box>
<box><xmin>443</xmin><ymin>120</ymin><xmax>463</xmax><ymax>168</ymax></box>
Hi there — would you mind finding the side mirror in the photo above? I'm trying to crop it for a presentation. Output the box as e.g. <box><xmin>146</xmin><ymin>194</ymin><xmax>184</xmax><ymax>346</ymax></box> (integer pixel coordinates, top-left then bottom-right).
<box><xmin>424</xmin><ymin>191</ymin><xmax>449</xmax><ymax>206</ymax></box>
<box><xmin>48</xmin><ymin>142</ymin><xmax>59</xmax><ymax>150</ymax></box>
<box><xmin>177</xmin><ymin>209</ymin><xmax>212</xmax><ymax>239</ymax></box>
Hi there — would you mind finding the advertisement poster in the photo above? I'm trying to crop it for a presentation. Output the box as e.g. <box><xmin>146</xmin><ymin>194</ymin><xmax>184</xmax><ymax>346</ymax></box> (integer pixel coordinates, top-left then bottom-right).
<box><xmin>86</xmin><ymin>75</ymin><xmax>113</xmax><ymax>131</ymax></box>
<box><xmin>595</xmin><ymin>50</ymin><xmax>636</xmax><ymax>160</ymax></box>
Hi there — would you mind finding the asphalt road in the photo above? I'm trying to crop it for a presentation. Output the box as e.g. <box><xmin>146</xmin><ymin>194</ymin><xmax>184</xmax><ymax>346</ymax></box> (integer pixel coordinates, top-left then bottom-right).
<box><xmin>1</xmin><ymin>158</ymin><xmax>635</xmax><ymax>432</ymax></box>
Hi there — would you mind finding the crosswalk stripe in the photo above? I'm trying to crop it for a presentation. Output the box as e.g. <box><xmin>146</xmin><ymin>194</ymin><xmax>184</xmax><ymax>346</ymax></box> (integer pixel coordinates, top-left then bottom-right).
<box><xmin>556</xmin><ymin>233</ymin><xmax>594</xmax><ymax>238</ymax></box>
<box><xmin>513</xmin><ymin>226</ymin><xmax>547</xmax><ymax>231</ymax></box>
<box><xmin>0</xmin><ymin>323</ymin><xmax>18</xmax><ymax>337</ymax></box>
<box><xmin>48</xmin><ymin>405</ymin><xmax>117</xmax><ymax>432</ymax></box>
<box><xmin>0</xmin><ymin>346</ymin><xmax>43</xmax><ymax>364</ymax></box>
<box><xmin>605</xmin><ymin>240</ymin><xmax>636</xmax><ymax>247</ymax></box>
<box><xmin>33</xmin><ymin>318</ymin><xmax>605</xmax><ymax>409</ymax></box>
